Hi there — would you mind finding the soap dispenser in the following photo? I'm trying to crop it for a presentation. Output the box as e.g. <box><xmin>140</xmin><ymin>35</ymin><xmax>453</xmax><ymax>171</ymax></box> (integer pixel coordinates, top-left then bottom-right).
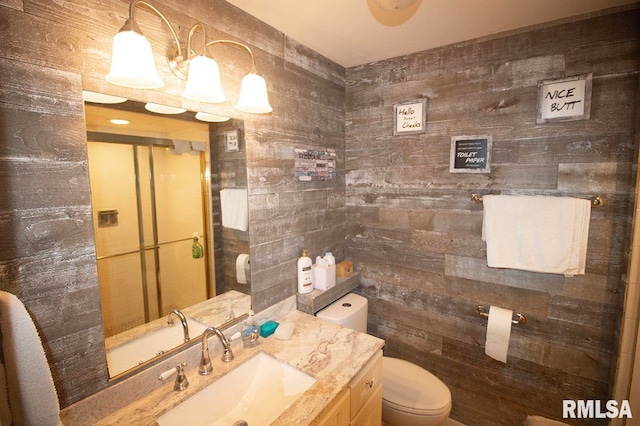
<box><xmin>297</xmin><ymin>249</ymin><xmax>313</xmax><ymax>294</ymax></box>
<box><xmin>241</xmin><ymin>310</ymin><xmax>259</xmax><ymax>348</ymax></box>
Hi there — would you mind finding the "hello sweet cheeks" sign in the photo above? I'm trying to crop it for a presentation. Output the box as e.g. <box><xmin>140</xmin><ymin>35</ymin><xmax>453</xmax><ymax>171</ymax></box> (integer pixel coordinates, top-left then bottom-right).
<box><xmin>393</xmin><ymin>98</ymin><xmax>428</xmax><ymax>135</ymax></box>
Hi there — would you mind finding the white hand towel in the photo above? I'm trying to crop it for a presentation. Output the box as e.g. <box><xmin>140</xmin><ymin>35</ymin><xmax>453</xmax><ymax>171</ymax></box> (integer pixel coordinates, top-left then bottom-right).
<box><xmin>220</xmin><ymin>188</ymin><xmax>249</xmax><ymax>232</ymax></box>
<box><xmin>0</xmin><ymin>291</ymin><xmax>62</xmax><ymax>426</ymax></box>
<box><xmin>482</xmin><ymin>195</ymin><xmax>590</xmax><ymax>275</ymax></box>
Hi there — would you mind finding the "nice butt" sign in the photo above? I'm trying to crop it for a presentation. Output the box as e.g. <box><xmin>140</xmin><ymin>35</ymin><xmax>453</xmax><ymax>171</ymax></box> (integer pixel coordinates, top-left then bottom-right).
<box><xmin>537</xmin><ymin>74</ymin><xmax>592</xmax><ymax>124</ymax></box>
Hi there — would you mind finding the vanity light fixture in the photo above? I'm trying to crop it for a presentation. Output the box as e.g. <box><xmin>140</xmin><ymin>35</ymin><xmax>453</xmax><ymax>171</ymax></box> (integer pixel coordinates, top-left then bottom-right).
<box><xmin>106</xmin><ymin>0</ymin><xmax>272</xmax><ymax>113</ymax></box>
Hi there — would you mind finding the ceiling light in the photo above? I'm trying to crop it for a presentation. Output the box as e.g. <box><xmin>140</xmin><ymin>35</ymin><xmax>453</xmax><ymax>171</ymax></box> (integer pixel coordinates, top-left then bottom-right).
<box><xmin>144</xmin><ymin>103</ymin><xmax>187</xmax><ymax>114</ymax></box>
<box><xmin>106</xmin><ymin>0</ymin><xmax>272</xmax><ymax>114</ymax></box>
<box><xmin>371</xmin><ymin>0</ymin><xmax>418</xmax><ymax>11</ymax></box>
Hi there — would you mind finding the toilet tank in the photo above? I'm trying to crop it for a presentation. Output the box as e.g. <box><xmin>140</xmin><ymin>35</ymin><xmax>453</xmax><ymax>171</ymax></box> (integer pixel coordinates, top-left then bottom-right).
<box><xmin>316</xmin><ymin>293</ymin><xmax>368</xmax><ymax>333</ymax></box>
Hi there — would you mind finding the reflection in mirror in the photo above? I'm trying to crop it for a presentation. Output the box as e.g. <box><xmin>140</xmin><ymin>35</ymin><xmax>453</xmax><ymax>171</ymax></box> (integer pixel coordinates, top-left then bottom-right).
<box><xmin>83</xmin><ymin>93</ymin><xmax>251</xmax><ymax>378</ymax></box>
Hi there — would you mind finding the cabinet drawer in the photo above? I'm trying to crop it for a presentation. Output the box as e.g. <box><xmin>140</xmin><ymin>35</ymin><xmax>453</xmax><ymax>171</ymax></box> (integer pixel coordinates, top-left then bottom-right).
<box><xmin>349</xmin><ymin>350</ymin><xmax>383</xmax><ymax>417</ymax></box>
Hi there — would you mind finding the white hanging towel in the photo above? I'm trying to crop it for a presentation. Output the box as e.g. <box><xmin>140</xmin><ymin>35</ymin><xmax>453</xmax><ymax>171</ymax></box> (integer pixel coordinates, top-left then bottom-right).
<box><xmin>0</xmin><ymin>291</ymin><xmax>62</xmax><ymax>426</ymax></box>
<box><xmin>482</xmin><ymin>195</ymin><xmax>591</xmax><ymax>276</ymax></box>
<box><xmin>220</xmin><ymin>188</ymin><xmax>249</xmax><ymax>232</ymax></box>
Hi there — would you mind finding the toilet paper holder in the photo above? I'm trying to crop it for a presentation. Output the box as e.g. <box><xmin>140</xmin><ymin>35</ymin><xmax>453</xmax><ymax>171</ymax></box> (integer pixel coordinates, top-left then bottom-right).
<box><xmin>476</xmin><ymin>305</ymin><xmax>526</xmax><ymax>325</ymax></box>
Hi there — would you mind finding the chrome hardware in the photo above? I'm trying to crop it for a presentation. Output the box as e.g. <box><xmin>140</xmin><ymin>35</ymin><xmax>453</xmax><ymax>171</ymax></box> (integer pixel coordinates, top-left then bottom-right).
<box><xmin>476</xmin><ymin>305</ymin><xmax>526</xmax><ymax>325</ymax></box>
<box><xmin>159</xmin><ymin>362</ymin><xmax>189</xmax><ymax>391</ymax></box>
<box><xmin>167</xmin><ymin>309</ymin><xmax>190</xmax><ymax>342</ymax></box>
<box><xmin>199</xmin><ymin>326</ymin><xmax>234</xmax><ymax>376</ymax></box>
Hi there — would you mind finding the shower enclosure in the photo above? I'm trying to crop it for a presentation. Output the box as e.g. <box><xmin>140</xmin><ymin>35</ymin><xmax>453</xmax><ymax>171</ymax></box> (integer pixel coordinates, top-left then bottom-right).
<box><xmin>87</xmin><ymin>136</ymin><xmax>212</xmax><ymax>337</ymax></box>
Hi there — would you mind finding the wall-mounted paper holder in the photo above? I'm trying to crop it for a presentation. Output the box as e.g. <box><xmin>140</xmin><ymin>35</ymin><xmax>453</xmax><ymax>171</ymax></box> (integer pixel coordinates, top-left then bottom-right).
<box><xmin>476</xmin><ymin>305</ymin><xmax>526</xmax><ymax>325</ymax></box>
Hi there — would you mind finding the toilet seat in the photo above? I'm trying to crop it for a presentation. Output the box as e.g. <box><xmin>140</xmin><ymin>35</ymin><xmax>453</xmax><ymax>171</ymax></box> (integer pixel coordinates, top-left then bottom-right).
<box><xmin>382</xmin><ymin>357</ymin><xmax>452</xmax><ymax>416</ymax></box>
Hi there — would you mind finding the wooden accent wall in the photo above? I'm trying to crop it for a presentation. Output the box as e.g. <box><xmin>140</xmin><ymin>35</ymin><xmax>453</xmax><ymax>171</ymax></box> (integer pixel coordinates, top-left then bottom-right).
<box><xmin>0</xmin><ymin>0</ymin><xmax>345</xmax><ymax>407</ymax></box>
<box><xmin>345</xmin><ymin>8</ymin><xmax>639</xmax><ymax>425</ymax></box>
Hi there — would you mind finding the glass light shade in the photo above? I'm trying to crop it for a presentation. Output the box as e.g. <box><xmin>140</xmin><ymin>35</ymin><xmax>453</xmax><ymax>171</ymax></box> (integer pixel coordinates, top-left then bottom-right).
<box><xmin>145</xmin><ymin>103</ymin><xmax>187</xmax><ymax>114</ymax></box>
<box><xmin>181</xmin><ymin>55</ymin><xmax>226</xmax><ymax>103</ymax></box>
<box><xmin>235</xmin><ymin>73</ymin><xmax>272</xmax><ymax>114</ymax></box>
<box><xmin>82</xmin><ymin>91</ymin><xmax>127</xmax><ymax>104</ymax></box>
<box><xmin>195</xmin><ymin>112</ymin><xmax>230</xmax><ymax>122</ymax></box>
<box><xmin>106</xmin><ymin>30</ymin><xmax>164</xmax><ymax>89</ymax></box>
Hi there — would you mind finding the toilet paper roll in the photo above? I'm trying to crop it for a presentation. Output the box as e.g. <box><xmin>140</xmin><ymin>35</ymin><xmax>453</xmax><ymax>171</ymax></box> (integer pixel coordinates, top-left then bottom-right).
<box><xmin>236</xmin><ymin>254</ymin><xmax>250</xmax><ymax>284</ymax></box>
<box><xmin>485</xmin><ymin>305</ymin><xmax>513</xmax><ymax>363</ymax></box>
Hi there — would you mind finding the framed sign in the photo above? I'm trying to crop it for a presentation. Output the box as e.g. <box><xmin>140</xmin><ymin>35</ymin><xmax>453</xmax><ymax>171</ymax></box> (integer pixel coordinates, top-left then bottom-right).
<box><xmin>536</xmin><ymin>73</ymin><xmax>592</xmax><ymax>124</ymax></box>
<box><xmin>224</xmin><ymin>129</ymin><xmax>241</xmax><ymax>152</ymax></box>
<box><xmin>449</xmin><ymin>135</ymin><xmax>492</xmax><ymax>173</ymax></box>
<box><xmin>393</xmin><ymin>98</ymin><xmax>427</xmax><ymax>135</ymax></box>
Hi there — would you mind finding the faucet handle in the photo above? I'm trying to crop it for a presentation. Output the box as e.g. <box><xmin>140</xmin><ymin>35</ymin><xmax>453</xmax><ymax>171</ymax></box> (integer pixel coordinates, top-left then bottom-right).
<box><xmin>158</xmin><ymin>362</ymin><xmax>189</xmax><ymax>391</ymax></box>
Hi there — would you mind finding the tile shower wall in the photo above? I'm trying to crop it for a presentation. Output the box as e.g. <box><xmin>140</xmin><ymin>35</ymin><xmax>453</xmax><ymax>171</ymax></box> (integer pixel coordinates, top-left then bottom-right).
<box><xmin>0</xmin><ymin>0</ymin><xmax>345</xmax><ymax>406</ymax></box>
<box><xmin>345</xmin><ymin>8</ymin><xmax>640</xmax><ymax>426</ymax></box>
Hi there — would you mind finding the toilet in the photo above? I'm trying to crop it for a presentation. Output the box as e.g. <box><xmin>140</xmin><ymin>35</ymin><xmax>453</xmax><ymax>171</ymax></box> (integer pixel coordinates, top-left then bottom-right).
<box><xmin>316</xmin><ymin>293</ymin><xmax>452</xmax><ymax>426</ymax></box>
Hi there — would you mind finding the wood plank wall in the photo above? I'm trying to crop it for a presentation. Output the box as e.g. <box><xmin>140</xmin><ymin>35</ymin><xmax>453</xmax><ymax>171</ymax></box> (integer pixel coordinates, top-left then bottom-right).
<box><xmin>209</xmin><ymin>119</ymin><xmax>251</xmax><ymax>296</ymax></box>
<box><xmin>345</xmin><ymin>7</ymin><xmax>640</xmax><ymax>426</ymax></box>
<box><xmin>0</xmin><ymin>0</ymin><xmax>345</xmax><ymax>407</ymax></box>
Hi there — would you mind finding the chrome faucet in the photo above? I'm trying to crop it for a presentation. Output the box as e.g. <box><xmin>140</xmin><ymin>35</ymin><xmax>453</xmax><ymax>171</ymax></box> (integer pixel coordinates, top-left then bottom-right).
<box><xmin>199</xmin><ymin>326</ymin><xmax>234</xmax><ymax>375</ymax></box>
<box><xmin>167</xmin><ymin>309</ymin><xmax>190</xmax><ymax>342</ymax></box>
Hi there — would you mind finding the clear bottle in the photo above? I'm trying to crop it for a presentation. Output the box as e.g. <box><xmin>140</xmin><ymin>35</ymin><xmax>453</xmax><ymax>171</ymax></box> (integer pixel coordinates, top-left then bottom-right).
<box><xmin>241</xmin><ymin>310</ymin><xmax>259</xmax><ymax>348</ymax></box>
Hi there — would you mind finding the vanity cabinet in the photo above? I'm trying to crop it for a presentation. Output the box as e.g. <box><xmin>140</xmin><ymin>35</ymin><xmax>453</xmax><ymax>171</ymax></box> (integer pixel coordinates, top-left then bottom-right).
<box><xmin>316</xmin><ymin>350</ymin><xmax>383</xmax><ymax>426</ymax></box>
<box><xmin>316</xmin><ymin>388</ymin><xmax>351</xmax><ymax>426</ymax></box>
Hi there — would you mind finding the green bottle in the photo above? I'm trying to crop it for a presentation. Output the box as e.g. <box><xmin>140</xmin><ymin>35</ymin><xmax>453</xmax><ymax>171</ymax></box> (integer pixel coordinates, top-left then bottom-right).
<box><xmin>192</xmin><ymin>233</ymin><xmax>203</xmax><ymax>259</ymax></box>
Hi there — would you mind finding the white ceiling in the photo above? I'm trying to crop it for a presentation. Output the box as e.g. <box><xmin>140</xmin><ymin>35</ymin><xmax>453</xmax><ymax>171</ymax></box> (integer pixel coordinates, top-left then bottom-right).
<box><xmin>226</xmin><ymin>0</ymin><xmax>637</xmax><ymax>68</ymax></box>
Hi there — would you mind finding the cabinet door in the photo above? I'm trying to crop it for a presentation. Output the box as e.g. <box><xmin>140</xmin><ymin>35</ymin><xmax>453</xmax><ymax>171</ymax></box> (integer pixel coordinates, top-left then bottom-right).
<box><xmin>316</xmin><ymin>388</ymin><xmax>350</xmax><ymax>426</ymax></box>
<box><xmin>350</xmin><ymin>351</ymin><xmax>383</xmax><ymax>417</ymax></box>
<box><xmin>350</xmin><ymin>384</ymin><xmax>382</xmax><ymax>426</ymax></box>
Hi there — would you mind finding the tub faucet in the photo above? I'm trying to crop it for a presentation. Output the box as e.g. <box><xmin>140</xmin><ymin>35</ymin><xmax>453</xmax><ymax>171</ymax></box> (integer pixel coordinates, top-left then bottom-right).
<box><xmin>167</xmin><ymin>309</ymin><xmax>190</xmax><ymax>342</ymax></box>
<box><xmin>199</xmin><ymin>326</ymin><xmax>234</xmax><ymax>375</ymax></box>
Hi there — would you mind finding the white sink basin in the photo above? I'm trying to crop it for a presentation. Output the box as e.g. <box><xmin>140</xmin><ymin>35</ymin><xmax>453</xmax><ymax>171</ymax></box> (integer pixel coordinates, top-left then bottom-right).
<box><xmin>106</xmin><ymin>318</ymin><xmax>209</xmax><ymax>377</ymax></box>
<box><xmin>156</xmin><ymin>352</ymin><xmax>317</xmax><ymax>426</ymax></box>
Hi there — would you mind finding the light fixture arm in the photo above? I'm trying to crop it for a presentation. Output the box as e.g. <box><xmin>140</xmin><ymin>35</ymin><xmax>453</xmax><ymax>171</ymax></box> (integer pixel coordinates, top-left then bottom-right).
<box><xmin>126</xmin><ymin>0</ymin><xmax>184</xmax><ymax>60</ymax></box>
<box><xmin>187</xmin><ymin>24</ymin><xmax>208</xmax><ymax>58</ymax></box>
<box><xmin>125</xmin><ymin>0</ymin><xmax>207</xmax><ymax>80</ymax></box>
<box><xmin>206</xmin><ymin>40</ymin><xmax>257</xmax><ymax>74</ymax></box>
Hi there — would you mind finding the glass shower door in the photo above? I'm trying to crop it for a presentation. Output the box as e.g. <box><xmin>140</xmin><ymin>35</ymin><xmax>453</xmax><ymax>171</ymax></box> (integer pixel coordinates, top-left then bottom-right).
<box><xmin>152</xmin><ymin>146</ymin><xmax>208</xmax><ymax>316</ymax></box>
<box><xmin>88</xmin><ymin>140</ymin><xmax>210</xmax><ymax>338</ymax></box>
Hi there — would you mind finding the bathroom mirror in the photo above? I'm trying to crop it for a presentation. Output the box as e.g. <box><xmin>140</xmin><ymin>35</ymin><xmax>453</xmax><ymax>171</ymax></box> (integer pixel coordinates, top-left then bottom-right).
<box><xmin>83</xmin><ymin>94</ymin><xmax>252</xmax><ymax>378</ymax></box>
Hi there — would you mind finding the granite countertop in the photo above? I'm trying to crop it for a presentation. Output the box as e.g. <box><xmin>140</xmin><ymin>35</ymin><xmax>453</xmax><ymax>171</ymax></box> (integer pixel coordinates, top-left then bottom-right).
<box><xmin>91</xmin><ymin>309</ymin><xmax>384</xmax><ymax>425</ymax></box>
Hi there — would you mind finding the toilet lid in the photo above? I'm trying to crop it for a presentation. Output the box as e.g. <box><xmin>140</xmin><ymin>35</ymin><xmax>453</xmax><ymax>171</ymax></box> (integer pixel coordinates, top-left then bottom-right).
<box><xmin>382</xmin><ymin>357</ymin><xmax>452</xmax><ymax>416</ymax></box>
